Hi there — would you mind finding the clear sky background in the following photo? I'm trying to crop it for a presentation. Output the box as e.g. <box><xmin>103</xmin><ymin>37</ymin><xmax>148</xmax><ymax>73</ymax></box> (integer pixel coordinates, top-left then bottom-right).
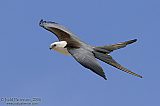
<box><xmin>0</xmin><ymin>0</ymin><xmax>160</xmax><ymax>106</ymax></box>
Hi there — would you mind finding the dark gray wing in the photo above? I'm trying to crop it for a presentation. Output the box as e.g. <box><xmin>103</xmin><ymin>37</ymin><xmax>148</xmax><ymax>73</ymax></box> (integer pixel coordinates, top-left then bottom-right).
<box><xmin>68</xmin><ymin>48</ymin><xmax>107</xmax><ymax>80</ymax></box>
<box><xmin>39</xmin><ymin>19</ymin><xmax>81</xmax><ymax>48</ymax></box>
<box><xmin>93</xmin><ymin>51</ymin><xmax>142</xmax><ymax>78</ymax></box>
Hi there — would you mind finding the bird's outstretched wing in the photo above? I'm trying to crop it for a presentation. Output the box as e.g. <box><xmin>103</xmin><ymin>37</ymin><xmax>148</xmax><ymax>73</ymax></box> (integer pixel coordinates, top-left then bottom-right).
<box><xmin>68</xmin><ymin>48</ymin><xmax>107</xmax><ymax>80</ymax></box>
<box><xmin>39</xmin><ymin>19</ymin><xmax>81</xmax><ymax>48</ymax></box>
<box><xmin>93</xmin><ymin>51</ymin><xmax>143</xmax><ymax>78</ymax></box>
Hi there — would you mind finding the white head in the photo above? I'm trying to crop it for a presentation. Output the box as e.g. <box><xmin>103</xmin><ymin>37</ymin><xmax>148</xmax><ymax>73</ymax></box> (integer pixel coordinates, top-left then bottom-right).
<box><xmin>49</xmin><ymin>41</ymin><xmax>67</xmax><ymax>50</ymax></box>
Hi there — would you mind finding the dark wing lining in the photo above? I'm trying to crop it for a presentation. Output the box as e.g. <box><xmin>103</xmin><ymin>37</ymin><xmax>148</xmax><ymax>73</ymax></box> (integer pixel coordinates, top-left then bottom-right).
<box><xmin>40</xmin><ymin>20</ymin><xmax>81</xmax><ymax>48</ymax></box>
<box><xmin>51</xmin><ymin>28</ymin><xmax>81</xmax><ymax>48</ymax></box>
<box><xmin>48</xmin><ymin>28</ymin><xmax>71</xmax><ymax>41</ymax></box>
<box><xmin>68</xmin><ymin>48</ymin><xmax>107</xmax><ymax>80</ymax></box>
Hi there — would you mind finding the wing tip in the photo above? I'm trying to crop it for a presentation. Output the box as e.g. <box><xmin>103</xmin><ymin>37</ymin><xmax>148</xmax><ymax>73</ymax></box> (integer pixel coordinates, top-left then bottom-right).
<box><xmin>39</xmin><ymin>19</ymin><xmax>58</xmax><ymax>27</ymax></box>
<box><xmin>127</xmin><ymin>39</ymin><xmax>137</xmax><ymax>44</ymax></box>
<box><xmin>102</xmin><ymin>75</ymin><xmax>107</xmax><ymax>80</ymax></box>
<box><xmin>39</xmin><ymin>19</ymin><xmax>45</xmax><ymax>27</ymax></box>
<box><xmin>132</xmin><ymin>39</ymin><xmax>137</xmax><ymax>42</ymax></box>
<box><xmin>104</xmin><ymin>77</ymin><xmax>107</xmax><ymax>80</ymax></box>
<box><xmin>138</xmin><ymin>75</ymin><xmax>143</xmax><ymax>78</ymax></box>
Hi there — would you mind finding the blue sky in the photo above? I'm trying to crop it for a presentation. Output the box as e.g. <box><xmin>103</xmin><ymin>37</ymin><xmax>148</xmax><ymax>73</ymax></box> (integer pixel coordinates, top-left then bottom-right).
<box><xmin>0</xmin><ymin>0</ymin><xmax>160</xmax><ymax>106</ymax></box>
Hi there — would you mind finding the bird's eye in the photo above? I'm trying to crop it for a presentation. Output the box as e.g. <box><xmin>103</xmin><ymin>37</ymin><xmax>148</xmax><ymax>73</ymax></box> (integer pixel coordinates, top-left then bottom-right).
<box><xmin>53</xmin><ymin>44</ymin><xmax>56</xmax><ymax>46</ymax></box>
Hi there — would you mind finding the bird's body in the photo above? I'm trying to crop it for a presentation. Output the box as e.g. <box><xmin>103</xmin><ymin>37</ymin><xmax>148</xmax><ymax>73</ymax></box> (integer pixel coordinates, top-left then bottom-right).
<box><xmin>54</xmin><ymin>45</ymin><xmax>70</xmax><ymax>55</ymax></box>
<box><xmin>39</xmin><ymin>19</ymin><xmax>142</xmax><ymax>80</ymax></box>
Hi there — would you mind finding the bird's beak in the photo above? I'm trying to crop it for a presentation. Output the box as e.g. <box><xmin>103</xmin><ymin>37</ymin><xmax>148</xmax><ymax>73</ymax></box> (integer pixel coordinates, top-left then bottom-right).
<box><xmin>49</xmin><ymin>47</ymin><xmax>52</xmax><ymax>50</ymax></box>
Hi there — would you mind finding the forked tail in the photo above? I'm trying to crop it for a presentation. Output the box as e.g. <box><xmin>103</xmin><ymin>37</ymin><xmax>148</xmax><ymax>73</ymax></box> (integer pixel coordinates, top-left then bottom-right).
<box><xmin>92</xmin><ymin>39</ymin><xmax>142</xmax><ymax>78</ymax></box>
<box><xmin>93</xmin><ymin>51</ymin><xmax>143</xmax><ymax>78</ymax></box>
<box><xmin>94</xmin><ymin>39</ymin><xmax>137</xmax><ymax>54</ymax></box>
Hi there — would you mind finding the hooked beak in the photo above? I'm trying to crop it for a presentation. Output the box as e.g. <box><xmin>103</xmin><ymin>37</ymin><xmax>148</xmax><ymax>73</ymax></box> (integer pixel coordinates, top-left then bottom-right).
<box><xmin>49</xmin><ymin>47</ymin><xmax>52</xmax><ymax>50</ymax></box>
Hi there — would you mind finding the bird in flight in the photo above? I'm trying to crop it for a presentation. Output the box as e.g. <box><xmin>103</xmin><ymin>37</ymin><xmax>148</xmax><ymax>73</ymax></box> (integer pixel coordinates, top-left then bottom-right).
<box><xmin>39</xmin><ymin>19</ymin><xmax>142</xmax><ymax>80</ymax></box>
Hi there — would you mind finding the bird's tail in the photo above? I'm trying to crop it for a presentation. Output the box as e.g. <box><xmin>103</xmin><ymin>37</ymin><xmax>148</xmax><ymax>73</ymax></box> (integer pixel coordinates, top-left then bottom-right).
<box><xmin>94</xmin><ymin>39</ymin><xmax>137</xmax><ymax>54</ymax></box>
<box><xmin>93</xmin><ymin>51</ymin><xmax>143</xmax><ymax>78</ymax></box>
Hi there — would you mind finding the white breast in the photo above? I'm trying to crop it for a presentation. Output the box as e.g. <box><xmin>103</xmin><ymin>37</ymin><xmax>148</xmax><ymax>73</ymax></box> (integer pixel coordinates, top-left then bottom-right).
<box><xmin>53</xmin><ymin>47</ymin><xmax>71</xmax><ymax>55</ymax></box>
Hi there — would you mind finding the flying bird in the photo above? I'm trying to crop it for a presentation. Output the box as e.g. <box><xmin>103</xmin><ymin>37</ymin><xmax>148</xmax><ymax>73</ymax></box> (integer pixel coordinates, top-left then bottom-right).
<box><xmin>39</xmin><ymin>19</ymin><xmax>142</xmax><ymax>80</ymax></box>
